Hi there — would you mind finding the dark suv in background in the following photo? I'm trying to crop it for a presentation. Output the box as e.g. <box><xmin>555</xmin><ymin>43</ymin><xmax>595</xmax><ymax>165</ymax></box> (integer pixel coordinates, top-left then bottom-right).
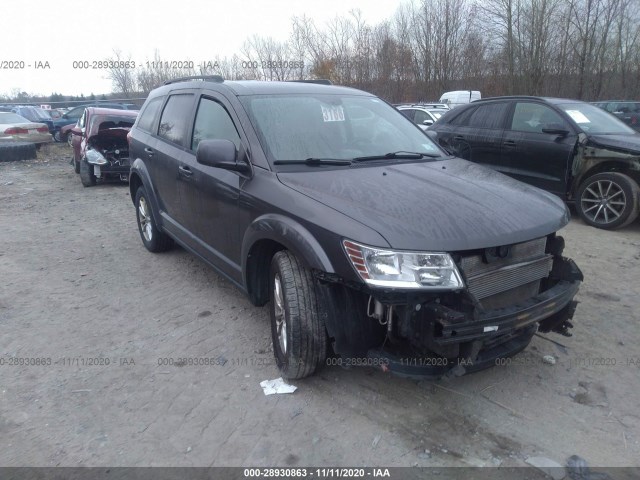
<box><xmin>592</xmin><ymin>100</ymin><xmax>640</xmax><ymax>131</ymax></box>
<box><xmin>428</xmin><ymin>96</ymin><xmax>640</xmax><ymax>230</ymax></box>
<box><xmin>127</xmin><ymin>77</ymin><xmax>582</xmax><ymax>380</ymax></box>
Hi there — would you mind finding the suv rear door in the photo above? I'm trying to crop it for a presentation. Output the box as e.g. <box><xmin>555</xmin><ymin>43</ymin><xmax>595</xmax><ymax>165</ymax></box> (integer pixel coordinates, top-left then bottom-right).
<box><xmin>438</xmin><ymin>101</ymin><xmax>510</xmax><ymax>166</ymax></box>
<box><xmin>500</xmin><ymin>101</ymin><xmax>577</xmax><ymax>196</ymax></box>
<box><xmin>153</xmin><ymin>91</ymin><xmax>198</xmax><ymax>228</ymax></box>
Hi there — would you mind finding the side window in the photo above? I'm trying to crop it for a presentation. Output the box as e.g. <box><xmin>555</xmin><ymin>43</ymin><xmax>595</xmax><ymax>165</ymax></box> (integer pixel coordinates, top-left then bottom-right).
<box><xmin>158</xmin><ymin>94</ymin><xmax>194</xmax><ymax>146</ymax></box>
<box><xmin>78</xmin><ymin>110</ymin><xmax>87</xmax><ymax>128</ymax></box>
<box><xmin>413</xmin><ymin>110</ymin><xmax>430</xmax><ymax>124</ymax></box>
<box><xmin>399</xmin><ymin>109</ymin><xmax>415</xmax><ymax>121</ymax></box>
<box><xmin>448</xmin><ymin>106</ymin><xmax>476</xmax><ymax>126</ymax></box>
<box><xmin>467</xmin><ymin>103</ymin><xmax>509</xmax><ymax>129</ymax></box>
<box><xmin>137</xmin><ymin>97</ymin><xmax>163</xmax><ymax>133</ymax></box>
<box><xmin>510</xmin><ymin>103</ymin><xmax>565</xmax><ymax>133</ymax></box>
<box><xmin>191</xmin><ymin>97</ymin><xmax>241</xmax><ymax>151</ymax></box>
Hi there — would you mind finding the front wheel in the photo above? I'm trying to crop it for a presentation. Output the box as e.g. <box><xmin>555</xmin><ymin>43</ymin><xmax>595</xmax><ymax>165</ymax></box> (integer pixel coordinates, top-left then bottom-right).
<box><xmin>576</xmin><ymin>172</ymin><xmax>639</xmax><ymax>230</ymax></box>
<box><xmin>53</xmin><ymin>130</ymin><xmax>62</xmax><ymax>142</ymax></box>
<box><xmin>270</xmin><ymin>251</ymin><xmax>327</xmax><ymax>380</ymax></box>
<box><xmin>134</xmin><ymin>186</ymin><xmax>173</xmax><ymax>252</ymax></box>
<box><xmin>79</xmin><ymin>159</ymin><xmax>96</xmax><ymax>187</ymax></box>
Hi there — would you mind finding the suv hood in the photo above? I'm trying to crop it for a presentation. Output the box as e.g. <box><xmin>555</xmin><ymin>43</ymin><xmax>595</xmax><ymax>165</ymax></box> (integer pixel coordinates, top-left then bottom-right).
<box><xmin>278</xmin><ymin>159</ymin><xmax>569</xmax><ymax>251</ymax></box>
<box><xmin>587</xmin><ymin>134</ymin><xmax>640</xmax><ymax>155</ymax></box>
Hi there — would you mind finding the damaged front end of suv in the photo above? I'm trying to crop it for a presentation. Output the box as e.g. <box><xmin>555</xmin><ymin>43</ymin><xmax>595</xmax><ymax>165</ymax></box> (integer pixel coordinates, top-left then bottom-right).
<box><xmin>316</xmin><ymin>233</ymin><xmax>582</xmax><ymax>378</ymax></box>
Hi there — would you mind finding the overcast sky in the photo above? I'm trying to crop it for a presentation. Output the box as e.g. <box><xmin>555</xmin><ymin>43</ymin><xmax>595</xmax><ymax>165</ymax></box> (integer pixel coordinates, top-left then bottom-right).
<box><xmin>2</xmin><ymin>0</ymin><xmax>405</xmax><ymax>98</ymax></box>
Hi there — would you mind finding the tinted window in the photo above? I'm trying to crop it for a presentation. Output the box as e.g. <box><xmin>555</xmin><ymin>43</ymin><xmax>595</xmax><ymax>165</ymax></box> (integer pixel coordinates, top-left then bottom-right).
<box><xmin>137</xmin><ymin>97</ymin><xmax>163</xmax><ymax>133</ymax></box>
<box><xmin>467</xmin><ymin>103</ymin><xmax>509</xmax><ymax>129</ymax></box>
<box><xmin>191</xmin><ymin>97</ymin><xmax>241</xmax><ymax>151</ymax></box>
<box><xmin>448</xmin><ymin>106</ymin><xmax>476</xmax><ymax>126</ymax></box>
<box><xmin>66</xmin><ymin>107</ymin><xmax>85</xmax><ymax>120</ymax></box>
<box><xmin>510</xmin><ymin>103</ymin><xmax>565</xmax><ymax>133</ymax></box>
<box><xmin>158</xmin><ymin>94</ymin><xmax>193</xmax><ymax>146</ymax></box>
<box><xmin>399</xmin><ymin>109</ymin><xmax>415</xmax><ymax>121</ymax></box>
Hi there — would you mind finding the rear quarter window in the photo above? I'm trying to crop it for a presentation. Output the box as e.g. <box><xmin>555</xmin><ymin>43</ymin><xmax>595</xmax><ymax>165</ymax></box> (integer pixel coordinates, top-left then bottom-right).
<box><xmin>466</xmin><ymin>102</ymin><xmax>509</xmax><ymax>129</ymax></box>
<box><xmin>136</xmin><ymin>97</ymin><xmax>163</xmax><ymax>133</ymax></box>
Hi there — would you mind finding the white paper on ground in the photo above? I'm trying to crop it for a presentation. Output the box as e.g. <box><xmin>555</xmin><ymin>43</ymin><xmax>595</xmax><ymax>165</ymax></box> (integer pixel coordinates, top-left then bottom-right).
<box><xmin>260</xmin><ymin>377</ymin><xmax>297</xmax><ymax>395</ymax></box>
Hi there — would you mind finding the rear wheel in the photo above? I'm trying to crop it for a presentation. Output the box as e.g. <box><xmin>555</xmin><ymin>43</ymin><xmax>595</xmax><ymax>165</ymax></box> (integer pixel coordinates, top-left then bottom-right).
<box><xmin>270</xmin><ymin>251</ymin><xmax>327</xmax><ymax>380</ymax></box>
<box><xmin>79</xmin><ymin>158</ymin><xmax>96</xmax><ymax>187</ymax></box>
<box><xmin>134</xmin><ymin>186</ymin><xmax>173</xmax><ymax>252</ymax></box>
<box><xmin>576</xmin><ymin>172</ymin><xmax>639</xmax><ymax>229</ymax></box>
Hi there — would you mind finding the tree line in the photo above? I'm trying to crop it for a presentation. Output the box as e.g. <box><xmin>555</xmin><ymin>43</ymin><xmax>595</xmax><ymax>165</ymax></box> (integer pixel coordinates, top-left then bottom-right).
<box><xmin>5</xmin><ymin>0</ymin><xmax>639</xmax><ymax>104</ymax></box>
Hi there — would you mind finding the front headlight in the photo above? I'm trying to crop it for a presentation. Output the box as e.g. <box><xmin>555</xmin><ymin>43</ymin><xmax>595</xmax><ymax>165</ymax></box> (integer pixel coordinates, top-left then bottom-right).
<box><xmin>85</xmin><ymin>149</ymin><xmax>107</xmax><ymax>165</ymax></box>
<box><xmin>343</xmin><ymin>239</ymin><xmax>464</xmax><ymax>290</ymax></box>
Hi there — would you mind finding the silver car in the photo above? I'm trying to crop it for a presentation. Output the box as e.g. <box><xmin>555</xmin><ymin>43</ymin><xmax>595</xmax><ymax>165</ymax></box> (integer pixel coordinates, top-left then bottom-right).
<box><xmin>0</xmin><ymin>112</ymin><xmax>53</xmax><ymax>146</ymax></box>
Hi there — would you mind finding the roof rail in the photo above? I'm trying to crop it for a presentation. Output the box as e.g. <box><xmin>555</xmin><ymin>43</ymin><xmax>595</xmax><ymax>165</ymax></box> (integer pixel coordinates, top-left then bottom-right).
<box><xmin>163</xmin><ymin>75</ymin><xmax>224</xmax><ymax>85</ymax></box>
<box><xmin>288</xmin><ymin>79</ymin><xmax>332</xmax><ymax>85</ymax></box>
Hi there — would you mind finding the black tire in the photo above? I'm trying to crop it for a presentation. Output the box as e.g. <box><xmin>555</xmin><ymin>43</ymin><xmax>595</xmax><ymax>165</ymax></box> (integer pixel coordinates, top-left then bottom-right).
<box><xmin>576</xmin><ymin>172</ymin><xmax>640</xmax><ymax>230</ymax></box>
<box><xmin>0</xmin><ymin>142</ymin><xmax>37</xmax><ymax>162</ymax></box>
<box><xmin>134</xmin><ymin>186</ymin><xmax>173</xmax><ymax>252</ymax></box>
<box><xmin>73</xmin><ymin>157</ymin><xmax>80</xmax><ymax>174</ymax></box>
<box><xmin>53</xmin><ymin>130</ymin><xmax>62</xmax><ymax>142</ymax></box>
<box><xmin>79</xmin><ymin>158</ymin><xmax>96</xmax><ymax>187</ymax></box>
<box><xmin>269</xmin><ymin>251</ymin><xmax>327</xmax><ymax>380</ymax></box>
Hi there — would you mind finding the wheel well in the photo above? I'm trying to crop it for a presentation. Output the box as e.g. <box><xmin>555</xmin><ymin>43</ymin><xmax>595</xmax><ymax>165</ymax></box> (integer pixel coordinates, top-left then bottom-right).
<box><xmin>129</xmin><ymin>173</ymin><xmax>142</xmax><ymax>204</ymax></box>
<box><xmin>573</xmin><ymin>163</ymin><xmax>640</xmax><ymax>195</ymax></box>
<box><xmin>246</xmin><ymin>239</ymin><xmax>287</xmax><ymax>306</ymax></box>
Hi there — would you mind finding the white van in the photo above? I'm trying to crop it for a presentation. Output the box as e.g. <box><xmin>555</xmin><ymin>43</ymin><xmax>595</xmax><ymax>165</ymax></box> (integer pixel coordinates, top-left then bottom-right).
<box><xmin>439</xmin><ymin>90</ymin><xmax>481</xmax><ymax>108</ymax></box>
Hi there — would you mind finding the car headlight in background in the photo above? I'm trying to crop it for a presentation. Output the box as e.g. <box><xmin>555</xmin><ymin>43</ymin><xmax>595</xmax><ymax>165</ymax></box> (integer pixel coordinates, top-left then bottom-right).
<box><xmin>343</xmin><ymin>239</ymin><xmax>464</xmax><ymax>290</ymax></box>
<box><xmin>85</xmin><ymin>149</ymin><xmax>107</xmax><ymax>165</ymax></box>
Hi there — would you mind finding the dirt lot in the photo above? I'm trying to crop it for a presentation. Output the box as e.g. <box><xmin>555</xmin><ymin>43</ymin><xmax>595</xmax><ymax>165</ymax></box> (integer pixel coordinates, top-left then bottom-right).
<box><xmin>0</xmin><ymin>143</ymin><xmax>639</xmax><ymax>469</ymax></box>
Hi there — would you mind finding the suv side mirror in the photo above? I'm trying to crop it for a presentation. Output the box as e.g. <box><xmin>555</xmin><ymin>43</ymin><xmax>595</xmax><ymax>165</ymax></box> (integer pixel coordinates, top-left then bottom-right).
<box><xmin>196</xmin><ymin>139</ymin><xmax>250</xmax><ymax>173</ymax></box>
<box><xmin>422</xmin><ymin>119</ymin><xmax>434</xmax><ymax>126</ymax></box>
<box><xmin>541</xmin><ymin>123</ymin><xmax>570</xmax><ymax>136</ymax></box>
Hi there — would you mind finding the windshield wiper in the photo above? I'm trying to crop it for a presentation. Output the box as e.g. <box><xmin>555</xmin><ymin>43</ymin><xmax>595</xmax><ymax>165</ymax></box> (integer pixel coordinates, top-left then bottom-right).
<box><xmin>273</xmin><ymin>157</ymin><xmax>352</xmax><ymax>166</ymax></box>
<box><xmin>352</xmin><ymin>151</ymin><xmax>441</xmax><ymax>162</ymax></box>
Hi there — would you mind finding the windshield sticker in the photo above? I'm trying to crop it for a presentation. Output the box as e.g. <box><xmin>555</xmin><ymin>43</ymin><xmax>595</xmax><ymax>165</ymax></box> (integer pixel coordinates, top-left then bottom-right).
<box><xmin>566</xmin><ymin>110</ymin><xmax>590</xmax><ymax>123</ymax></box>
<box><xmin>421</xmin><ymin>143</ymin><xmax>438</xmax><ymax>152</ymax></box>
<box><xmin>321</xmin><ymin>105</ymin><xmax>345</xmax><ymax>122</ymax></box>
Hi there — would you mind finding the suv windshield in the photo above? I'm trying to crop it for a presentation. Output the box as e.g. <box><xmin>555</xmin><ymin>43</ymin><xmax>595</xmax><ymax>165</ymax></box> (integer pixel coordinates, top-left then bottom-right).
<box><xmin>241</xmin><ymin>94</ymin><xmax>444</xmax><ymax>163</ymax></box>
<box><xmin>559</xmin><ymin>103</ymin><xmax>635</xmax><ymax>135</ymax></box>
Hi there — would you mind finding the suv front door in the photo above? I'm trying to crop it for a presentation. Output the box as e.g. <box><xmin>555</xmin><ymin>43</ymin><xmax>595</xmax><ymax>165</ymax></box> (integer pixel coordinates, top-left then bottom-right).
<box><xmin>178</xmin><ymin>92</ymin><xmax>250</xmax><ymax>281</ymax></box>
<box><xmin>500</xmin><ymin>101</ymin><xmax>577</xmax><ymax>197</ymax></box>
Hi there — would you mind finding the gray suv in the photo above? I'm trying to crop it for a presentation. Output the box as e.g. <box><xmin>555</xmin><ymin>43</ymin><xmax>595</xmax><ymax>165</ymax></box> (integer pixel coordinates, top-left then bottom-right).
<box><xmin>127</xmin><ymin>76</ymin><xmax>582</xmax><ymax>380</ymax></box>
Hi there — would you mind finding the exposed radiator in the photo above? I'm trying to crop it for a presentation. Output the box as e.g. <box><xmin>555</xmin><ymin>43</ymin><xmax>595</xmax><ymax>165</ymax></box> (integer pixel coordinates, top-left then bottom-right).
<box><xmin>459</xmin><ymin>237</ymin><xmax>552</xmax><ymax>308</ymax></box>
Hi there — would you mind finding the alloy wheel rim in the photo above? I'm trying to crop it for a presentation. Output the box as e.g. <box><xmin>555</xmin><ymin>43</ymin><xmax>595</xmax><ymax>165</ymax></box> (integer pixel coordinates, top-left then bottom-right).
<box><xmin>138</xmin><ymin>197</ymin><xmax>153</xmax><ymax>241</ymax></box>
<box><xmin>581</xmin><ymin>180</ymin><xmax>626</xmax><ymax>225</ymax></box>
<box><xmin>273</xmin><ymin>274</ymin><xmax>287</xmax><ymax>354</ymax></box>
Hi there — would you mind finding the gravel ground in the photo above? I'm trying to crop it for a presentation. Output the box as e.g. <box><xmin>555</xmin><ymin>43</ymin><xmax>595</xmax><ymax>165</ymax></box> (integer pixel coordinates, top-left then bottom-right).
<box><xmin>0</xmin><ymin>143</ymin><xmax>639</xmax><ymax>469</ymax></box>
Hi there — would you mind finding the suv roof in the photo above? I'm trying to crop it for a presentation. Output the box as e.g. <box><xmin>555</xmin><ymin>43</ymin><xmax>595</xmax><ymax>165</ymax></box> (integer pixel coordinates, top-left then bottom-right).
<box><xmin>148</xmin><ymin>77</ymin><xmax>367</xmax><ymax>98</ymax></box>
<box><xmin>472</xmin><ymin>95</ymin><xmax>584</xmax><ymax>105</ymax></box>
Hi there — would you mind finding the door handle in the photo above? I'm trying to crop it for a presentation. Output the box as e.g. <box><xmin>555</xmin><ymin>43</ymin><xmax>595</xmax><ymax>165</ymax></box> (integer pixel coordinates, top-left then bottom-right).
<box><xmin>453</xmin><ymin>135</ymin><xmax>464</xmax><ymax>141</ymax></box>
<box><xmin>178</xmin><ymin>165</ymin><xmax>193</xmax><ymax>177</ymax></box>
<box><xmin>503</xmin><ymin>140</ymin><xmax>516</xmax><ymax>147</ymax></box>
<box><xmin>144</xmin><ymin>147</ymin><xmax>154</xmax><ymax>157</ymax></box>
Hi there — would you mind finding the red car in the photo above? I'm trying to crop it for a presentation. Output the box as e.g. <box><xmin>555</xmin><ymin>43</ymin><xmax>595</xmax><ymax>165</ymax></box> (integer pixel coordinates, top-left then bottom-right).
<box><xmin>70</xmin><ymin>107</ymin><xmax>138</xmax><ymax>186</ymax></box>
